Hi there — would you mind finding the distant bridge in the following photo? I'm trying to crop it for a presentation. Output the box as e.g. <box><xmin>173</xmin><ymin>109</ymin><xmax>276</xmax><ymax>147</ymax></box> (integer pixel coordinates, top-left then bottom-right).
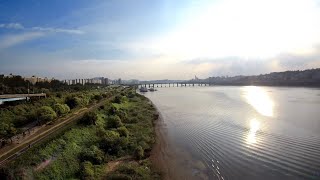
<box><xmin>0</xmin><ymin>93</ymin><xmax>46</xmax><ymax>99</ymax></box>
<box><xmin>137</xmin><ymin>82</ymin><xmax>212</xmax><ymax>88</ymax></box>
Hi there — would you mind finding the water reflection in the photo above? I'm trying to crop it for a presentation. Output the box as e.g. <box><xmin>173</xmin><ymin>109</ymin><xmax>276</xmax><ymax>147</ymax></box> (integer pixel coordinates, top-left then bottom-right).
<box><xmin>247</xmin><ymin>118</ymin><xmax>260</xmax><ymax>144</ymax></box>
<box><xmin>244</xmin><ymin>86</ymin><xmax>274</xmax><ymax>117</ymax></box>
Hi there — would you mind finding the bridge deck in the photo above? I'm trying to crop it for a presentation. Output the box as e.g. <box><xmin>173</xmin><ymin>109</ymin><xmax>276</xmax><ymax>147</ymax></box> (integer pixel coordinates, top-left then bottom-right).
<box><xmin>0</xmin><ymin>93</ymin><xmax>46</xmax><ymax>99</ymax></box>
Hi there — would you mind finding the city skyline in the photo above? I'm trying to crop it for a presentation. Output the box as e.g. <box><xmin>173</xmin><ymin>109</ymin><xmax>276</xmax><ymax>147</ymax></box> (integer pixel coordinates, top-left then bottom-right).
<box><xmin>1</xmin><ymin>0</ymin><xmax>320</xmax><ymax>80</ymax></box>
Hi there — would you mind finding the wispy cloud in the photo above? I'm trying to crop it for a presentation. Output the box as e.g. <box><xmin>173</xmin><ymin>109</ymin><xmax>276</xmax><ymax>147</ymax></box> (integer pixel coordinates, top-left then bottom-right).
<box><xmin>0</xmin><ymin>23</ymin><xmax>84</xmax><ymax>34</ymax></box>
<box><xmin>0</xmin><ymin>32</ymin><xmax>45</xmax><ymax>49</ymax></box>
<box><xmin>0</xmin><ymin>23</ymin><xmax>24</xmax><ymax>29</ymax></box>
<box><xmin>31</xmin><ymin>27</ymin><xmax>84</xmax><ymax>34</ymax></box>
<box><xmin>0</xmin><ymin>22</ymin><xmax>84</xmax><ymax>49</ymax></box>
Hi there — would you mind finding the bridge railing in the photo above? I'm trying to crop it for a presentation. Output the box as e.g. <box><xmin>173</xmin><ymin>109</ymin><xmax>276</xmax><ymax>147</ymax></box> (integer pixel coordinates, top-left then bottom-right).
<box><xmin>0</xmin><ymin>93</ymin><xmax>46</xmax><ymax>99</ymax></box>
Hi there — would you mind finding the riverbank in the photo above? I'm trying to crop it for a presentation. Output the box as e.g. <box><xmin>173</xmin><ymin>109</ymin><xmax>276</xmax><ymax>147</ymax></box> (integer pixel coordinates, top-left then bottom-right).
<box><xmin>0</xmin><ymin>88</ymin><xmax>161</xmax><ymax>179</ymax></box>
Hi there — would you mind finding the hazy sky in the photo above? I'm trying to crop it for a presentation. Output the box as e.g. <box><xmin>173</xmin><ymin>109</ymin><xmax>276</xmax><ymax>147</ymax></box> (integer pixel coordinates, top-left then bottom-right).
<box><xmin>0</xmin><ymin>0</ymin><xmax>320</xmax><ymax>80</ymax></box>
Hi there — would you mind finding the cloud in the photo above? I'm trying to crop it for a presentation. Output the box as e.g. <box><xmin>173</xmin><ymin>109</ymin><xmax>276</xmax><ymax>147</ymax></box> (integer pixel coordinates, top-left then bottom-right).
<box><xmin>0</xmin><ymin>23</ymin><xmax>24</xmax><ymax>29</ymax></box>
<box><xmin>0</xmin><ymin>23</ymin><xmax>84</xmax><ymax>34</ymax></box>
<box><xmin>0</xmin><ymin>23</ymin><xmax>84</xmax><ymax>49</ymax></box>
<box><xmin>1</xmin><ymin>47</ymin><xmax>319</xmax><ymax>80</ymax></box>
<box><xmin>0</xmin><ymin>32</ymin><xmax>45</xmax><ymax>49</ymax></box>
<box><xmin>31</xmin><ymin>27</ymin><xmax>84</xmax><ymax>34</ymax></box>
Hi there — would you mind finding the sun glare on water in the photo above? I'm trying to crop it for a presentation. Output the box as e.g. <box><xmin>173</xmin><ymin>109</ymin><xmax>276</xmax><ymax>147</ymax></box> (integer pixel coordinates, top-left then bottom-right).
<box><xmin>247</xmin><ymin>118</ymin><xmax>261</xmax><ymax>144</ymax></box>
<box><xmin>244</xmin><ymin>86</ymin><xmax>274</xmax><ymax>117</ymax></box>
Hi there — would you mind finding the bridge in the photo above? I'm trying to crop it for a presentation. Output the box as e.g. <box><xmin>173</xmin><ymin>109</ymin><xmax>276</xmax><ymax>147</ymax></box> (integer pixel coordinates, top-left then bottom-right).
<box><xmin>137</xmin><ymin>82</ymin><xmax>212</xmax><ymax>88</ymax></box>
<box><xmin>0</xmin><ymin>93</ymin><xmax>46</xmax><ymax>99</ymax></box>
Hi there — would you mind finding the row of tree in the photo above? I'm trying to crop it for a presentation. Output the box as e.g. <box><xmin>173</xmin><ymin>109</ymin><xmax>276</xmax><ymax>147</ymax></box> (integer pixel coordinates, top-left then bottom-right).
<box><xmin>0</xmin><ymin>74</ymin><xmax>109</xmax><ymax>95</ymax></box>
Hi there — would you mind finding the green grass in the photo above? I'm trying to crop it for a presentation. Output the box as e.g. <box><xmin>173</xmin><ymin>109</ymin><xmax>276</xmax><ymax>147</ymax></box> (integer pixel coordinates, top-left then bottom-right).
<box><xmin>2</xmin><ymin>88</ymin><xmax>160</xmax><ymax>180</ymax></box>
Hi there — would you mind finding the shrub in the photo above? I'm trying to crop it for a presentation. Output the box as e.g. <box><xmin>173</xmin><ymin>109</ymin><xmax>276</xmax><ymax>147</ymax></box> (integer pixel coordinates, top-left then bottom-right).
<box><xmin>134</xmin><ymin>146</ymin><xmax>144</xmax><ymax>160</ymax></box>
<box><xmin>106</xmin><ymin>173</ymin><xmax>132</xmax><ymax>180</ymax></box>
<box><xmin>79</xmin><ymin>146</ymin><xmax>105</xmax><ymax>164</ymax></box>
<box><xmin>80</xmin><ymin>161</ymin><xmax>94</xmax><ymax>180</ymax></box>
<box><xmin>112</xmin><ymin>95</ymin><xmax>122</xmax><ymax>104</ymax></box>
<box><xmin>127</xmin><ymin>91</ymin><xmax>135</xmax><ymax>98</ymax></box>
<box><xmin>80</xmin><ymin>111</ymin><xmax>98</xmax><ymax>125</ymax></box>
<box><xmin>0</xmin><ymin>122</ymin><xmax>17</xmax><ymax>140</ymax></box>
<box><xmin>65</xmin><ymin>96</ymin><xmax>79</xmax><ymax>109</ymax></box>
<box><xmin>107</xmin><ymin>115</ymin><xmax>123</xmax><ymax>129</ymax></box>
<box><xmin>56</xmin><ymin>92</ymin><xmax>63</xmax><ymax>98</ymax></box>
<box><xmin>53</xmin><ymin>103</ymin><xmax>70</xmax><ymax>116</ymax></box>
<box><xmin>117</xmin><ymin>126</ymin><xmax>129</xmax><ymax>137</ymax></box>
<box><xmin>116</xmin><ymin>109</ymin><xmax>127</xmax><ymax>122</ymax></box>
<box><xmin>108</xmin><ymin>105</ymin><xmax>118</xmax><ymax>115</ymax></box>
<box><xmin>93</xmin><ymin>94</ymin><xmax>103</xmax><ymax>101</ymax></box>
<box><xmin>99</xmin><ymin>130</ymin><xmax>121</xmax><ymax>155</ymax></box>
<box><xmin>37</xmin><ymin>106</ymin><xmax>57</xmax><ymax>123</ymax></box>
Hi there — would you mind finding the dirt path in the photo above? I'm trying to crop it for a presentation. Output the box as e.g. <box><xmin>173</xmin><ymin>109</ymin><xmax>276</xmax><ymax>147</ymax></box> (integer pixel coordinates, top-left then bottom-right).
<box><xmin>34</xmin><ymin>158</ymin><xmax>53</xmax><ymax>171</ymax></box>
<box><xmin>106</xmin><ymin>156</ymin><xmax>134</xmax><ymax>173</ymax></box>
<box><xmin>0</xmin><ymin>98</ymin><xmax>111</xmax><ymax>166</ymax></box>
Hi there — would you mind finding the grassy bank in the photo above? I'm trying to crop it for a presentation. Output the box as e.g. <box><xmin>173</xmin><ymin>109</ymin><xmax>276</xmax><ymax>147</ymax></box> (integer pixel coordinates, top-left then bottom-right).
<box><xmin>1</xmin><ymin>87</ymin><xmax>161</xmax><ymax>179</ymax></box>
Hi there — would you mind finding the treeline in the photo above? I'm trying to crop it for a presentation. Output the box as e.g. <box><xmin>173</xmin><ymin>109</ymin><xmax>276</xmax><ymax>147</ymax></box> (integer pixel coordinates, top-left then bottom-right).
<box><xmin>0</xmin><ymin>89</ymin><xmax>112</xmax><ymax>145</ymax></box>
<box><xmin>206</xmin><ymin>68</ymin><xmax>320</xmax><ymax>86</ymax></box>
<box><xmin>0</xmin><ymin>74</ymin><xmax>107</xmax><ymax>94</ymax></box>
<box><xmin>2</xmin><ymin>88</ymin><xmax>160</xmax><ymax>179</ymax></box>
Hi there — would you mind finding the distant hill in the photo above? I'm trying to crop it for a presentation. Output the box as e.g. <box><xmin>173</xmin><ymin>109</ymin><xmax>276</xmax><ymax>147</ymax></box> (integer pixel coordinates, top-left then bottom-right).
<box><xmin>204</xmin><ymin>68</ymin><xmax>320</xmax><ymax>86</ymax></box>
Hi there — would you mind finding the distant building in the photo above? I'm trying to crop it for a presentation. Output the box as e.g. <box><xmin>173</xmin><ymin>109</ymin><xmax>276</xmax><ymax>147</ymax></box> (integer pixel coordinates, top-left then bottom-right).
<box><xmin>24</xmin><ymin>76</ymin><xmax>53</xmax><ymax>85</ymax></box>
<box><xmin>63</xmin><ymin>77</ymin><xmax>111</xmax><ymax>85</ymax></box>
<box><xmin>112</xmin><ymin>78</ymin><xmax>122</xmax><ymax>85</ymax></box>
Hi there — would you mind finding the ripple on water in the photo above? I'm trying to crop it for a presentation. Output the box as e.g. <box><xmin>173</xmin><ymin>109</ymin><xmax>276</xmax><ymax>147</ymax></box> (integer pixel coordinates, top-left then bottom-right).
<box><xmin>144</xmin><ymin>86</ymin><xmax>320</xmax><ymax>180</ymax></box>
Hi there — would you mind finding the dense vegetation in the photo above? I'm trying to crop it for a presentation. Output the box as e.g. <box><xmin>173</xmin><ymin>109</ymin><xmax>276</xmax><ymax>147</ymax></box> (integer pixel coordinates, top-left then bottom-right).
<box><xmin>0</xmin><ymin>86</ymin><xmax>112</xmax><ymax>145</ymax></box>
<box><xmin>0</xmin><ymin>74</ymin><xmax>106</xmax><ymax>94</ymax></box>
<box><xmin>1</xmin><ymin>88</ymin><xmax>160</xmax><ymax>179</ymax></box>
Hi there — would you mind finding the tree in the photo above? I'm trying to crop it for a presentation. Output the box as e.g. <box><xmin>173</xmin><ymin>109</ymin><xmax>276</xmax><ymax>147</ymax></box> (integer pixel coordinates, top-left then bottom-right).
<box><xmin>107</xmin><ymin>115</ymin><xmax>123</xmax><ymax>129</ymax></box>
<box><xmin>80</xmin><ymin>111</ymin><xmax>98</xmax><ymax>125</ymax></box>
<box><xmin>0</xmin><ymin>122</ymin><xmax>17</xmax><ymax>143</ymax></box>
<box><xmin>99</xmin><ymin>130</ymin><xmax>121</xmax><ymax>154</ymax></box>
<box><xmin>65</xmin><ymin>96</ymin><xmax>83</xmax><ymax>109</ymax></box>
<box><xmin>53</xmin><ymin>103</ymin><xmax>70</xmax><ymax>116</ymax></box>
<box><xmin>37</xmin><ymin>106</ymin><xmax>57</xmax><ymax>123</ymax></box>
<box><xmin>134</xmin><ymin>146</ymin><xmax>144</xmax><ymax>160</ymax></box>
<box><xmin>79</xmin><ymin>145</ymin><xmax>104</xmax><ymax>164</ymax></box>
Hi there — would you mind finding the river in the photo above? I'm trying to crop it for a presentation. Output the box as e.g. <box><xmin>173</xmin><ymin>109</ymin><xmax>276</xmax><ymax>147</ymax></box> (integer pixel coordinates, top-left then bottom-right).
<box><xmin>143</xmin><ymin>86</ymin><xmax>320</xmax><ymax>180</ymax></box>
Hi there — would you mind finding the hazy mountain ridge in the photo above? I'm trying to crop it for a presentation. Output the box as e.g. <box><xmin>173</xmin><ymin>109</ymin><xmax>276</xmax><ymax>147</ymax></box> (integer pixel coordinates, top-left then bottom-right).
<box><xmin>204</xmin><ymin>68</ymin><xmax>320</xmax><ymax>86</ymax></box>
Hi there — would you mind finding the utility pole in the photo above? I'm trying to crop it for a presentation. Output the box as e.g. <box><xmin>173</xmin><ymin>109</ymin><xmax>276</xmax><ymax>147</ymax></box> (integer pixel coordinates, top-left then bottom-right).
<box><xmin>28</xmin><ymin>82</ymin><xmax>30</xmax><ymax>95</ymax></box>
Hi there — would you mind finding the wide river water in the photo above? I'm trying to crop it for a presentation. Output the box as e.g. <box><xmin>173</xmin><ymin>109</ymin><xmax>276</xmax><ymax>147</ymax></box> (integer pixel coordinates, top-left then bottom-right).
<box><xmin>143</xmin><ymin>86</ymin><xmax>320</xmax><ymax>180</ymax></box>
